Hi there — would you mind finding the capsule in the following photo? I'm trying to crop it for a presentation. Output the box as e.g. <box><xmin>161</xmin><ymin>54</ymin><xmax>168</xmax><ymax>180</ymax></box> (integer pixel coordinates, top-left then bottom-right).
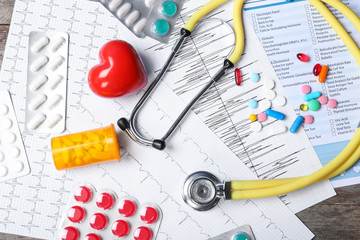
<box><xmin>125</xmin><ymin>10</ymin><xmax>140</xmax><ymax>26</ymax></box>
<box><xmin>235</xmin><ymin>68</ymin><xmax>241</xmax><ymax>86</ymax></box>
<box><xmin>313</xmin><ymin>63</ymin><xmax>321</xmax><ymax>76</ymax></box>
<box><xmin>290</xmin><ymin>116</ymin><xmax>304</xmax><ymax>133</ymax></box>
<box><xmin>303</xmin><ymin>91</ymin><xmax>321</xmax><ymax>101</ymax></box>
<box><xmin>47</xmin><ymin>114</ymin><xmax>62</xmax><ymax>129</ymax></box>
<box><xmin>47</xmin><ymin>75</ymin><xmax>63</xmax><ymax>90</ymax></box>
<box><xmin>49</xmin><ymin>37</ymin><xmax>66</xmax><ymax>53</ymax></box>
<box><xmin>318</xmin><ymin>65</ymin><xmax>328</xmax><ymax>83</ymax></box>
<box><xmin>31</xmin><ymin>36</ymin><xmax>49</xmax><ymax>53</ymax></box>
<box><xmin>27</xmin><ymin>113</ymin><xmax>46</xmax><ymax>130</ymax></box>
<box><xmin>49</xmin><ymin>56</ymin><xmax>65</xmax><ymax>71</ymax></box>
<box><xmin>116</xmin><ymin>2</ymin><xmax>131</xmax><ymax>18</ymax></box>
<box><xmin>265</xmin><ymin>109</ymin><xmax>285</xmax><ymax>120</ymax></box>
<box><xmin>28</xmin><ymin>94</ymin><xmax>47</xmax><ymax>111</ymax></box>
<box><xmin>296</xmin><ymin>53</ymin><xmax>309</xmax><ymax>62</ymax></box>
<box><xmin>47</xmin><ymin>95</ymin><xmax>62</xmax><ymax>109</ymax></box>
<box><xmin>29</xmin><ymin>75</ymin><xmax>48</xmax><ymax>91</ymax></box>
<box><xmin>30</xmin><ymin>56</ymin><xmax>49</xmax><ymax>72</ymax></box>
<box><xmin>134</xmin><ymin>18</ymin><xmax>147</xmax><ymax>34</ymax></box>
<box><xmin>108</xmin><ymin>0</ymin><xmax>123</xmax><ymax>11</ymax></box>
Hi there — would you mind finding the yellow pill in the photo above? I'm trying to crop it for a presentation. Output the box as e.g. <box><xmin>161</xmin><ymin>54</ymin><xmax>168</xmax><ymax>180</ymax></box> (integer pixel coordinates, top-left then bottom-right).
<box><xmin>89</xmin><ymin>149</ymin><xmax>112</xmax><ymax>159</ymax></box>
<box><xmin>87</xmin><ymin>132</ymin><xmax>100</xmax><ymax>141</ymax></box>
<box><xmin>300</xmin><ymin>104</ymin><xmax>308</xmax><ymax>111</ymax></box>
<box><xmin>94</xmin><ymin>143</ymin><xmax>104</xmax><ymax>151</ymax></box>
<box><xmin>69</xmin><ymin>134</ymin><xmax>83</xmax><ymax>143</ymax></box>
<box><xmin>83</xmin><ymin>153</ymin><xmax>92</xmax><ymax>162</ymax></box>
<box><xmin>249</xmin><ymin>114</ymin><xmax>257</xmax><ymax>122</ymax></box>
<box><xmin>62</xmin><ymin>137</ymin><xmax>75</xmax><ymax>146</ymax></box>
<box><xmin>75</xmin><ymin>158</ymin><xmax>83</xmax><ymax>165</ymax></box>
<box><xmin>61</xmin><ymin>149</ymin><xmax>70</xmax><ymax>164</ymax></box>
<box><xmin>75</xmin><ymin>147</ymin><xmax>85</xmax><ymax>158</ymax></box>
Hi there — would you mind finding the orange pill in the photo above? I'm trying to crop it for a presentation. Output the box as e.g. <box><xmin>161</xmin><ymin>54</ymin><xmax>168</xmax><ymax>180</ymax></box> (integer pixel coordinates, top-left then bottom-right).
<box><xmin>318</xmin><ymin>65</ymin><xmax>328</xmax><ymax>83</ymax></box>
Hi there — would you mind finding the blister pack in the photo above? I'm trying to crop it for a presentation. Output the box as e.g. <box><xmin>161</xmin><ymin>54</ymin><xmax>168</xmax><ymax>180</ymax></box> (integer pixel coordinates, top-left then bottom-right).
<box><xmin>25</xmin><ymin>31</ymin><xmax>69</xmax><ymax>133</ymax></box>
<box><xmin>99</xmin><ymin>0</ymin><xmax>184</xmax><ymax>43</ymax></box>
<box><xmin>59</xmin><ymin>184</ymin><xmax>163</xmax><ymax>240</ymax></box>
<box><xmin>0</xmin><ymin>91</ymin><xmax>30</xmax><ymax>182</ymax></box>
<box><xmin>209</xmin><ymin>224</ymin><xmax>256</xmax><ymax>240</ymax></box>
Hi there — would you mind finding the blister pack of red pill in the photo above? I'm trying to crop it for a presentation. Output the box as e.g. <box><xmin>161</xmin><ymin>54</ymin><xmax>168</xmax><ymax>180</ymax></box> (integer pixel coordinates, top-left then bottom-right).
<box><xmin>59</xmin><ymin>184</ymin><xmax>162</xmax><ymax>240</ymax></box>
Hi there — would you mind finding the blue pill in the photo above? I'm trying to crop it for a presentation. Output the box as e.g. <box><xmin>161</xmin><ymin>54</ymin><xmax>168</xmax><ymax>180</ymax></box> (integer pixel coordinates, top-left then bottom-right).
<box><xmin>160</xmin><ymin>1</ymin><xmax>177</xmax><ymax>18</ymax></box>
<box><xmin>250</xmin><ymin>73</ymin><xmax>260</xmax><ymax>82</ymax></box>
<box><xmin>290</xmin><ymin>116</ymin><xmax>304</xmax><ymax>133</ymax></box>
<box><xmin>303</xmin><ymin>91</ymin><xmax>321</xmax><ymax>101</ymax></box>
<box><xmin>265</xmin><ymin>109</ymin><xmax>286</xmax><ymax>120</ymax></box>
<box><xmin>248</xmin><ymin>99</ymin><xmax>258</xmax><ymax>109</ymax></box>
<box><xmin>152</xmin><ymin>19</ymin><xmax>170</xmax><ymax>35</ymax></box>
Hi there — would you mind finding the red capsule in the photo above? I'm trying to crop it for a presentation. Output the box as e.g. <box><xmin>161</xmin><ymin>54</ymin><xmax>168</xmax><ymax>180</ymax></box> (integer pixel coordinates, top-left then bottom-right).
<box><xmin>234</xmin><ymin>68</ymin><xmax>241</xmax><ymax>86</ymax></box>
<box><xmin>297</xmin><ymin>53</ymin><xmax>309</xmax><ymax>62</ymax></box>
<box><xmin>313</xmin><ymin>63</ymin><xmax>322</xmax><ymax>76</ymax></box>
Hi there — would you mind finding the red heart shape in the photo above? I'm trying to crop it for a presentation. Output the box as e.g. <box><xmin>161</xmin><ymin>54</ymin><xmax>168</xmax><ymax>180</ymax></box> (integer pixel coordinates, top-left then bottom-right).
<box><xmin>88</xmin><ymin>40</ymin><xmax>147</xmax><ymax>97</ymax></box>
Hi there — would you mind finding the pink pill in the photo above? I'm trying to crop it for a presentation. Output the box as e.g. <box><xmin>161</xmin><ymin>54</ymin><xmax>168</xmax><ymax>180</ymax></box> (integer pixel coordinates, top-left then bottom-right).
<box><xmin>318</xmin><ymin>95</ymin><xmax>328</xmax><ymax>104</ymax></box>
<box><xmin>301</xmin><ymin>85</ymin><xmax>311</xmax><ymax>94</ymax></box>
<box><xmin>327</xmin><ymin>99</ymin><xmax>337</xmax><ymax>108</ymax></box>
<box><xmin>304</xmin><ymin>115</ymin><xmax>314</xmax><ymax>124</ymax></box>
<box><xmin>257</xmin><ymin>112</ymin><xmax>267</xmax><ymax>122</ymax></box>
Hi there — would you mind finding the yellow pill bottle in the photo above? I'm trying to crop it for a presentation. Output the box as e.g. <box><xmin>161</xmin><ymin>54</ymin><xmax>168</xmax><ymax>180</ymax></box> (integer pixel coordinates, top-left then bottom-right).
<box><xmin>51</xmin><ymin>124</ymin><xmax>120</xmax><ymax>170</ymax></box>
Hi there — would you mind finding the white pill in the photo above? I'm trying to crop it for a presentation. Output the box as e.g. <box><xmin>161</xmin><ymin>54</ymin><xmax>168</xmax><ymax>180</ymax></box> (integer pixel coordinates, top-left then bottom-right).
<box><xmin>28</xmin><ymin>94</ymin><xmax>47</xmax><ymax>111</ymax></box>
<box><xmin>27</xmin><ymin>113</ymin><xmax>46</xmax><ymax>130</ymax></box>
<box><xmin>49</xmin><ymin>37</ymin><xmax>66</xmax><ymax>53</ymax></box>
<box><xmin>31</xmin><ymin>36</ymin><xmax>49</xmax><ymax>53</ymax></box>
<box><xmin>0</xmin><ymin>104</ymin><xmax>9</xmax><ymax>115</ymax></box>
<box><xmin>125</xmin><ymin>10</ymin><xmax>140</xmax><ymax>26</ymax></box>
<box><xmin>47</xmin><ymin>95</ymin><xmax>62</xmax><ymax>109</ymax></box>
<box><xmin>264</xmin><ymin>80</ymin><xmax>275</xmax><ymax>89</ymax></box>
<box><xmin>47</xmin><ymin>114</ymin><xmax>63</xmax><ymax>129</ymax></box>
<box><xmin>1</xmin><ymin>132</ymin><xmax>16</xmax><ymax>144</ymax></box>
<box><xmin>11</xmin><ymin>161</ymin><xmax>24</xmax><ymax>173</ymax></box>
<box><xmin>270</xmin><ymin>125</ymin><xmax>288</xmax><ymax>135</ymax></box>
<box><xmin>49</xmin><ymin>56</ymin><xmax>65</xmax><ymax>71</ymax></box>
<box><xmin>0</xmin><ymin>118</ymin><xmax>13</xmax><ymax>130</ymax></box>
<box><xmin>47</xmin><ymin>75</ymin><xmax>63</xmax><ymax>90</ymax></box>
<box><xmin>108</xmin><ymin>0</ymin><xmax>123</xmax><ymax>10</ymax></box>
<box><xmin>134</xmin><ymin>18</ymin><xmax>147</xmax><ymax>34</ymax></box>
<box><xmin>266</xmin><ymin>90</ymin><xmax>276</xmax><ymax>100</ymax></box>
<box><xmin>116</xmin><ymin>2</ymin><xmax>132</xmax><ymax>18</ymax></box>
<box><xmin>261</xmin><ymin>99</ymin><xmax>272</xmax><ymax>110</ymax></box>
<box><xmin>0</xmin><ymin>166</ymin><xmax>8</xmax><ymax>177</ymax></box>
<box><xmin>30</xmin><ymin>56</ymin><xmax>49</xmax><ymax>72</ymax></box>
<box><xmin>251</xmin><ymin>122</ymin><xmax>262</xmax><ymax>132</ymax></box>
<box><xmin>145</xmin><ymin>0</ymin><xmax>156</xmax><ymax>7</ymax></box>
<box><xmin>29</xmin><ymin>75</ymin><xmax>48</xmax><ymax>91</ymax></box>
<box><xmin>7</xmin><ymin>146</ymin><xmax>20</xmax><ymax>158</ymax></box>
<box><xmin>0</xmin><ymin>152</ymin><xmax>4</xmax><ymax>162</ymax></box>
<box><xmin>273</xmin><ymin>96</ymin><xmax>287</xmax><ymax>107</ymax></box>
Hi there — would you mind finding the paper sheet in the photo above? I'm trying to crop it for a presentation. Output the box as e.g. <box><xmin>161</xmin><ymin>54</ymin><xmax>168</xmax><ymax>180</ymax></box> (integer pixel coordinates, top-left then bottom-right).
<box><xmin>0</xmin><ymin>0</ymin><xmax>316</xmax><ymax>239</ymax></box>
<box><xmin>244</xmin><ymin>0</ymin><xmax>360</xmax><ymax>187</ymax></box>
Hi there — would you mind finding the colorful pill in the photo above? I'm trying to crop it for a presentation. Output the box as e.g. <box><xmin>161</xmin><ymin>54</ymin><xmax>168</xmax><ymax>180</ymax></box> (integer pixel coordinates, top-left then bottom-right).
<box><xmin>74</xmin><ymin>186</ymin><xmax>92</xmax><ymax>203</ymax></box>
<box><xmin>125</xmin><ymin>10</ymin><xmax>140</xmax><ymax>26</ymax></box>
<box><xmin>300</xmin><ymin>104</ymin><xmax>308</xmax><ymax>111</ymax></box>
<box><xmin>235</xmin><ymin>68</ymin><xmax>241</xmax><ymax>86</ymax></box>
<box><xmin>301</xmin><ymin>85</ymin><xmax>311</xmax><ymax>94</ymax></box>
<box><xmin>249</xmin><ymin>114</ymin><xmax>257</xmax><ymax>122</ymax></box>
<box><xmin>303</xmin><ymin>91</ymin><xmax>321</xmax><ymax>101</ymax></box>
<box><xmin>265</xmin><ymin>109</ymin><xmax>285</xmax><ymax>120</ymax></box>
<box><xmin>28</xmin><ymin>93</ymin><xmax>47</xmax><ymax>111</ymax></box>
<box><xmin>31</xmin><ymin>36</ymin><xmax>49</xmax><ymax>53</ymax></box>
<box><xmin>296</xmin><ymin>53</ymin><xmax>309</xmax><ymax>62</ymax></box>
<box><xmin>248</xmin><ymin>99</ymin><xmax>258</xmax><ymax>109</ymax></box>
<box><xmin>290</xmin><ymin>116</ymin><xmax>304</xmax><ymax>133</ymax></box>
<box><xmin>47</xmin><ymin>75</ymin><xmax>63</xmax><ymax>90</ymax></box>
<box><xmin>313</xmin><ymin>63</ymin><xmax>322</xmax><ymax>76</ymax></box>
<box><xmin>89</xmin><ymin>213</ymin><xmax>107</xmax><ymax>230</ymax></box>
<box><xmin>67</xmin><ymin>206</ymin><xmax>86</xmax><ymax>223</ymax></box>
<box><xmin>116</xmin><ymin>2</ymin><xmax>132</xmax><ymax>18</ymax></box>
<box><xmin>83</xmin><ymin>233</ymin><xmax>101</xmax><ymax>240</ymax></box>
<box><xmin>49</xmin><ymin>37</ymin><xmax>66</xmax><ymax>53</ymax></box>
<box><xmin>318</xmin><ymin>95</ymin><xmax>328</xmax><ymax>104</ymax></box>
<box><xmin>257</xmin><ymin>112</ymin><xmax>267</xmax><ymax>122</ymax></box>
<box><xmin>133</xmin><ymin>226</ymin><xmax>152</xmax><ymax>240</ymax></box>
<box><xmin>308</xmin><ymin>99</ymin><xmax>321</xmax><ymax>111</ymax></box>
<box><xmin>30</xmin><ymin>56</ymin><xmax>49</xmax><ymax>72</ymax></box>
<box><xmin>140</xmin><ymin>206</ymin><xmax>158</xmax><ymax>224</ymax></box>
<box><xmin>327</xmin><ymin>99</ymin><xmax>337</xmax><ymax>108</ymax></box>
<box><xmin>112</xmin><ymin>220</ymin><xmax>130</xmax><ymax>237</ymax></box>
<box><xmin>250</xmin><ymin>73</ymin><xmax>260</xmax><ymax>82</ymax></box>
<box><xmin>96</xmin><ymin>192</ymin><xmax>114</xmax><ymax>210</ymax></box>
<box><xmin>160</xmin><ymin>1</ymin><xmax>177</xmax><ymax>18</ymax></box>
<box><xmin>29</xmin><ymin>75</ymin><xmax>48</xmax><ymax>91</ymax></box>
<box><xmin>118</xmin><ymin>199</ymin><xmax>137</xmax><ymax>217</ymax></box>
<box><xmin>49</xmin><ymin>56</ymin><xmax>65</xmax><ymax>71</ymax></box>
<box><xmin>152</xmin><ymin>19</ymin><xmax>169</xmax><ymax>36</ymax></box>
<box><xmin>318</xmin><ymin>65</ymin><xmax>328</xmax><ymax>83</ymax></box>
<box><xmin>134</xmin><ymin>18</ymin><xmax>147</xmax><ymax>34</ymax></box>
<box><xmin>27</xmin><ymin>113</ymin><xmax>46</xmax><ymax>130</ymax></box>
<box><xmin>304</xmin><ymin>115</ymin><xmax>314</xmax><ymax>124</ymax></box>
<box><xmin>108</xmin><ymin>0</ymin><xmax>123</xmax><ymax>11</ymax></box>
<box><xmin>60</xmin><ymin>226</ymin><xmax>79</xmax><ymax>240</ymax></box>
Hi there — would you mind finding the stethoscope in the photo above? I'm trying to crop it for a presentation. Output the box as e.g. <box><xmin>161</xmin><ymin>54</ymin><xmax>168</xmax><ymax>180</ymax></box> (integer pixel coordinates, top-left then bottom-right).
<box><xmin>118</xmin><ymin>0</ymin><xmax>360</xmax><ymax>208</ymax></box>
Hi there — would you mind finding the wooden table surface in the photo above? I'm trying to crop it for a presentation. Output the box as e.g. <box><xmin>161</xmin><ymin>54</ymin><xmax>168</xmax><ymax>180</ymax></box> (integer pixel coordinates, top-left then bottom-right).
<box><xmin>1</xmin><ymin>0</ymin><xmax>360</xmax><ymax>239</ymax></box>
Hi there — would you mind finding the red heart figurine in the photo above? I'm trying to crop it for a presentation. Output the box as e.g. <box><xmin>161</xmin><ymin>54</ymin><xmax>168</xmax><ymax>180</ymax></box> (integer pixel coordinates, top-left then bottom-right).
<box><xmin>88</xmin><ymin>40</ymin><xmax>147</xmax><ymax>97</ymax></box>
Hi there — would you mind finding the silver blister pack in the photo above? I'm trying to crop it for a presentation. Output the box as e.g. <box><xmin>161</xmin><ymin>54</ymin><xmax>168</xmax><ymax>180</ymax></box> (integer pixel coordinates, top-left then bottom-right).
<box><xmin>25</xmin><ymin>31</ymin><xmax>69</xmax><ymax>133</ymax></box>
<box><xmin>209</xmin><ymin>225</ymin><xmax>256</xmax><ymax>240</ymax></box>
<box><xmin>99</xmin><ymin>0</ymin><xmax>184</xmax><ymax>43</ymax></box>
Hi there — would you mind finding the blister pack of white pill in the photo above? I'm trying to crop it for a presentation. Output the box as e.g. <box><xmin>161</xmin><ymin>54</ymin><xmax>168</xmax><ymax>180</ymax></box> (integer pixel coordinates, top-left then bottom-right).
<box><xmin>99</xmin><ymin>0</ymin><xmax>184</xmax><ymax>43</ymax></box>
<box><xmin>25</xmin><ymin>31</ymin><xmax>69</xmax><ymax>133</ymax></box>
<box><xmin>0</xmin><ymin>91</ymin><xmax>30</xmax><ymax>182</ymax></box>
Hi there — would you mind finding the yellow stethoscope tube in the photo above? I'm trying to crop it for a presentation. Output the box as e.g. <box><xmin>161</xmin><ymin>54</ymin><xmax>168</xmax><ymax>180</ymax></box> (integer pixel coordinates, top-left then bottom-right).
<box><xmin>183</xmin><ymin>0</ymin><xmax>360</xmax><ymax>200</ymax></box>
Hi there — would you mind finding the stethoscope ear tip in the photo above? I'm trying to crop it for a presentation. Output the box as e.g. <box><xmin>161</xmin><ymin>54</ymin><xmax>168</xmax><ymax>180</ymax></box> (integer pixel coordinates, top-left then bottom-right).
<box><xmin>152</xmin><ymin>139</ymin><xmax>166</xmax><ymax>150</ymax></box>
<box><xmin>117</xmin><ymin>118</ymin><xmax>129</xmax><ymax>131</ymax></box>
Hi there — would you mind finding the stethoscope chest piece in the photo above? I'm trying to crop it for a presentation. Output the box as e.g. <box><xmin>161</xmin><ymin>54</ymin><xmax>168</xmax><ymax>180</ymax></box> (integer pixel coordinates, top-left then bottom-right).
<box><xmin>182</xmin><ymin>171</ymin><xmax>222</xmax><ymax>211</ymax></box>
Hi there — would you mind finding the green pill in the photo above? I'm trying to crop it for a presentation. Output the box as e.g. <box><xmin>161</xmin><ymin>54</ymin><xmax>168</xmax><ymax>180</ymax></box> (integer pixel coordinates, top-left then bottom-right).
<box><xmin>152</xmin><ymin>19</ymin><xmax>170</xmax><ymax>35</ymax></box>
<box><xmin>232</xmin><ymin>233</ymin><xmax>250</xmax><ymax>240</ymax></box>
<box><xmin>308</xmin><ymin>99</ymin><xmax>320</xmax><ymax>111</ymax></box>
<box><xmin>160</xmin><ymin>1</ymin><xmax>177</xmax><ymax>18</ymax></box>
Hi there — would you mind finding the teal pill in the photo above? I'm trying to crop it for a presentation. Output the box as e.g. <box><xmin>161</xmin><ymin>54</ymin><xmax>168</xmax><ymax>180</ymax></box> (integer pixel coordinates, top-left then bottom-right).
<box><xmin>303</xmin><ymin>91</ymin><xmax>321</xmax><ymax>101</ymax></box>
<box><xmin>248</xmin><ymin>99</ymin><xmax>258</xmax><ymax>109</ymax></box>
<box><xmin>160</xmin><ymin>1</ymin><xmax>177</xmax><ymax>18</ymax></box>
<box><xmin>250</xmin><ymin>73</ymin><xmax>260</xmax><ymax>82</ymax></box>
<box><xmin>232</xmin><ymin>233</ymin><xmax>250</xmax><ymax>240</ymax></box>
<box><xmin>152</xmin><ymin>19</ymin><xmax>170</xmax><ymax>35</ymax></box>
<box><xmin>308</xmin><ymin>99</ymin><xmax>320</xmax><ymax>111</ymax></box>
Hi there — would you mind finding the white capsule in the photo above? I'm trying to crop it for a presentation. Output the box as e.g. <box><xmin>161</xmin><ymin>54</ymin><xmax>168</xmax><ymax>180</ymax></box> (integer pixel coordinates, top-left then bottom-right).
<box><xmin>31</xmin><ymin>36</ymin><xmax>49</xmax><ymax>53</ymax></box>
<box><xmin>49</xmin><ymin>37</ymin><xmax>66</xmax><ymax>53</ymax></box>
<box><xmin>47</xmin><ymin>114</ymin><xmax>62</xmax><ymax>129</ymax></box>
<box><xmin>0</xmin><ymin>104</ymin><xmax>9</xmax><ymax>115</ymax></box>
<box><xmin>134</xmin><ymin>18</ymin><xmax>147</xmax><ymax>34</ymax></box>
<box><xmin>7</xmin><ymin>146</ymin><xmax>20</xmax><ymax>158</ymax></box>
<box><xmin>265</xmin><ymin>90</ymin><xmax>276</xmax><ymax>100</ymax></box>
<box><xmin>28</xmin><ymin>94</ymin><xmax>47</xmax><ymax>111</ymax></box>
<box><xmin>29</xmin><ymin>75</ymin><xmax>48</xmax><ymax>91</ymax></box>
<box><xmin>145</xmin><ymin>0</ymin><xmax>156</xmax><ymax>7</ymax></box>
<box><xmin>1</xmin><ymin>132</ymin><xmax>16</xmax><ymax>144</ymax></box>
<box><xmin>49</xmin><ymin>56</ymin><xmax>65</xmax><ymax>71</ymax></box>
<box><xmin>47</xmin><ymin>95</ymin><xmax>62</xmax><ymax>109</ymax></box>
<box><xmin>11</xmin><ymin>161</ymin><xmax>24</xmax><ymax>173</ymax></box>
<box><xmin>0</xmin><ymin>118</ymin><xmax>12</xmax><ymax>130</ymax></box>
<box><xmin>27</xmin><ymin>113</ymin><xmax>46</xmax><ymax>130</ymax></box>
<box><xmin>116</xmin><ymin>2</ymin><xmax>132</xmax><ymax>18</ymax></box>
<box><xmin>108</xmin><ymin>0</ymin><xmax>123</xmax><ymax>10</ymax></box>
<box><xmin>30</xmin><ymin>56</ymin><xmax>49</xmax><ymax>72</ymax></box>
<box><xmin>125</xmin><ymin>10</ymin><xmax>140</xmax><ymax>26</ymax></box>
<box><xmin>47</xmin><ymin>75</ymin><xmax>63</xmax><ymax>90</ymax></box>
<box><xmin>270</xmin><ymin>125</ymin><xmax>288</xmax><ymax>135</ymax></box>
<box><xmin>0</xmin><ymin>166</ymin><xmax>8</xmax><ymax>177</ymax></box>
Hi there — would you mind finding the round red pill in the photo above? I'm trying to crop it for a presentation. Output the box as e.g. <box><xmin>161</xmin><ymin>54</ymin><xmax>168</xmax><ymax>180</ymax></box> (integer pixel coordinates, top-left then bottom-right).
<box><xmin>140</xmin><ymin>206</ymin><xmax>158</xmax><ymax>224</ymax></box>
<box><xmin>83</xmin><ymin>233</ymin><xmax>101</xmax><ymax>240</ymax></box>
<box><xmin>67</xmin><ymin>206</ymin><xmax>86</xmax><ymax>223</ymax></box>
<box><xmin>89</xmin><ymin>213</ymin><xmax>107</xmax><ymax>230</ymax></box>
<box><xmin>133</xmin><ymin>226</ymin><xmax>152</xmax><ymax>240</ymax></box>
<box><xmin>118</xmin><ymin>199</ymin><xmax>136</xmax><ymax>217</ymax></box>
<box><xmin>235</xmin><ymin>68</ymin><xmax>242</xmax><ymax>86</ymax></box>
<box><xmin>61</xmin><ymin>226</ymin><xmax>79</xmax><ymax>240</ymax></box>
<box><xmin>111</xmin><ymin>220</ymin><xmax>130</xmax><ymax>237</ymax></box>
<box><xmin>297</xmin><ymin>53</ymin><xmax>309</xmax><ymax>62</ymax></box>
<box><xmin>74</xmin><ymin>186</ymin><xmax>92</xmax><ymax>203</ymax></box>
<box><xmin>313</xmin><ymin>63</ymin><xmax>322</xmax><ymax>76</ymax></box>
<box><xmin>96</xmin><ymin>192</ymin><xmax>114</xmax><ymax>210</ymax></box>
